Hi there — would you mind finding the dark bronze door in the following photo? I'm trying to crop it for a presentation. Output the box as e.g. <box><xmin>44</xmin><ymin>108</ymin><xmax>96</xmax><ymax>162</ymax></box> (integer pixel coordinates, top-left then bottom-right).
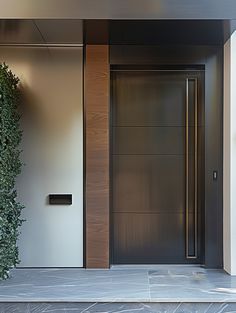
<box><xmin>111</xmin><ymin>69</ymin><xmax>204</xmax><ymax>264</ymax></box>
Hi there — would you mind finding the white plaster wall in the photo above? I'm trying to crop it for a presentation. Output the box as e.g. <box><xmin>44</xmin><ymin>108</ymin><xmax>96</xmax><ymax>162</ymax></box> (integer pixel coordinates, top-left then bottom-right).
<box><xmin>0</xmin><ymin>47</ymin><xmax>83</xmax><ymax>267</ymax></box>
<box><xmin>224</xmin><ymin>31</ymin><xmax>236</xmax><ymax>275</ymax></box>
<box><xmin>224</xmin><ymin>38</ymin><xmax>231</xmax><ymax>274</ymax></box>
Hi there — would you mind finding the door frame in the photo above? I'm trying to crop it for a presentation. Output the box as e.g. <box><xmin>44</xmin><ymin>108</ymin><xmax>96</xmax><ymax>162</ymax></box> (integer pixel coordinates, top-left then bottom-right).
<box><xmin>110</xmin><ymin>68</ymin><xmax>205</xmax><ymax>265</ymax></box>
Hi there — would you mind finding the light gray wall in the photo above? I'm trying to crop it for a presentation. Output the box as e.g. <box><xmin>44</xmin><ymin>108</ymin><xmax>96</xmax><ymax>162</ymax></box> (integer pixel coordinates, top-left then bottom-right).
<box><xmin>0</xmin><ymin>47</ymin><xmax>83</xmax><ymax>267</ymax></box>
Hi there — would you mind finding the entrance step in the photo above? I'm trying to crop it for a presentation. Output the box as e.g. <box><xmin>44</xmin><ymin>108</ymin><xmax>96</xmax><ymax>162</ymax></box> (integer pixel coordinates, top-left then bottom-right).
<box><xmin>1</xmin><ymin>302</ymin><xmax>236</xmax><ymax>313</ymax></box>
<box><xmin>1</xmin><ymin>266</ymin><xmax>236</xmax><ymax>312</ymax></box>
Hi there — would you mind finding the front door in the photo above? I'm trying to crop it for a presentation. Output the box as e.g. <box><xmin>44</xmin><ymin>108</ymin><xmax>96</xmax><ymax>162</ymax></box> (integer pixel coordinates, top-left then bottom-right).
<box><xmin>111</xmin><ymin>69</ymin><xmax>204</xmax><ymax>264</ymax></box>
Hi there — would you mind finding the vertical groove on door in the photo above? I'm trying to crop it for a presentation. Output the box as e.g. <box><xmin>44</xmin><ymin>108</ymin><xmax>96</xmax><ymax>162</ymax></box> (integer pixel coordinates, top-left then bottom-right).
<box><xmin>85</xmin><ymin>45</ymin><xmax>110</xmax><ymax>268</ymax></box>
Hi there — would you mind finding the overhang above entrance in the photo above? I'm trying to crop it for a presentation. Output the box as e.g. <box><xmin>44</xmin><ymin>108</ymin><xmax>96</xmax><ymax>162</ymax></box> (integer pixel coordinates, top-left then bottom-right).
<box><xmin>0</xmin><ymin>0</ymin><xmax>236</xmax><ymax>20</ymax></box>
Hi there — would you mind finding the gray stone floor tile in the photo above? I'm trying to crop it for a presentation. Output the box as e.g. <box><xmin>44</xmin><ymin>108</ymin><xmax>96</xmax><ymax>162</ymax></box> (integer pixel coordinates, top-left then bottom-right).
<box><xmin>0</xmin><ymin>266</ymin><xmax>236</xmax><ymax>303</ymax></box>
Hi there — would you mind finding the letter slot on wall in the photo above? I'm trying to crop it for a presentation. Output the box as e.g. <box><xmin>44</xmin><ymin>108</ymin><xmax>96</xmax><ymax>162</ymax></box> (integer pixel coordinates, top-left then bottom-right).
<box><xmin>49</xmin><ymin>194</ymin><xmax>72</xmax><ymax>205</ymax></box>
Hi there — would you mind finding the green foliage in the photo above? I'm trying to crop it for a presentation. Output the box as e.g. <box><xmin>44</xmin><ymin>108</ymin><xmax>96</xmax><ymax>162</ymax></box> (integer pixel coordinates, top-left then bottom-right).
<box><xmin>0</xmin><ymin>63</ymin><xmax>24</xmax><ymax>280</ymax></box>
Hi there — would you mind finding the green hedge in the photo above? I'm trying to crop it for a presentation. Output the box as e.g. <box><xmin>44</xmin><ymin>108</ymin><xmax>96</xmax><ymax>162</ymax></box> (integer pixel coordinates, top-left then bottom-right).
<box><xmin>0</xmin><ymin>63</ymin><xmax>24</xmax><ymax>280</ymax></box>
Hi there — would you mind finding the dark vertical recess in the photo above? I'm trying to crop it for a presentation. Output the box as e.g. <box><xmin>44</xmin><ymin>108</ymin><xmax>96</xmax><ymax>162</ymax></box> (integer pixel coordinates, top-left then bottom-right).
<box><xmin>204</xmin><ymin>50</ymin><xmax>223</xmax><ymax>267</ymax></box>
<box><xmin>110</xmin><ymin>45</ymin><xmax>223</xmax><ymax>268</ymax></box>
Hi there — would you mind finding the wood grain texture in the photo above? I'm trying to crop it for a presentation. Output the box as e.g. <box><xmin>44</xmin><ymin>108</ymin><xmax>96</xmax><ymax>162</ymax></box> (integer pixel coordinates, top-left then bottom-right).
<box><xmin>85</xmin><ymin>45</ymin><xmax>110</xmax><ymax>268</ymax></box>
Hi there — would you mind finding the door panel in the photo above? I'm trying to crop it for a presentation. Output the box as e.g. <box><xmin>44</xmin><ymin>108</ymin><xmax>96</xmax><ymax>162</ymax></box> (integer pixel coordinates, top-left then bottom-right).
<box><xmin>112</xmin><ymin>70</ymin><xmax>204</xmax><ymax>264</ymax></box>
<box><xmin>113</xmin><ymin>126</ymin><xmax>195</xmax><ymax>155</ymax></box>
<box><xmin>113</xmin><ymin>213</ymin><xmax>185</xmax><ymax>264</ymax></box>
<box><xmin>113</xmin><ymin>72</ymin><xmax>196</xmax><ymax>127</ymax></box>
<box><xmin>113</xmin><ymin>155</ymin><xmax>185</xmax><ymax>213</ymax></box>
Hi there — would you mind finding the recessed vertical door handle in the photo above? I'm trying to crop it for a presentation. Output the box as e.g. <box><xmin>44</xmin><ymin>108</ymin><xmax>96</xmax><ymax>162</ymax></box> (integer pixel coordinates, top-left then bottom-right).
<box><xmin>185</xmin><ymin>78</ymin><xmax>198</xmax><ymax>259</ymax></box>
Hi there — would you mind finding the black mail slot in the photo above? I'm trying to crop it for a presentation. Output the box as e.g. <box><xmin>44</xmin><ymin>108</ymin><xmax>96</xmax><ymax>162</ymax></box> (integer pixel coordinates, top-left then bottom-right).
<box><xmin>49</xmin><ymin>194</ymin><xmax>72</xmax><ymax>205</ymax></box>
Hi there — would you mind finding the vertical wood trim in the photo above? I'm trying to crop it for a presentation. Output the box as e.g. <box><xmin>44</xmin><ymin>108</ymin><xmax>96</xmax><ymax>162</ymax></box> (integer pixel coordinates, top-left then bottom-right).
<box><xmin>85</xmin><ymin>45</ymin><xmax>110</xmax><ymax>268</ymax></box>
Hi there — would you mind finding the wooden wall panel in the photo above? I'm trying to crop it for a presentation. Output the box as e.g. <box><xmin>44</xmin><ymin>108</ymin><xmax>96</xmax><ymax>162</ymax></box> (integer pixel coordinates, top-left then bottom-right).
<box><xmin>85</xmin><ymin>45</ymin><xmax>110</xmax><ymax>268</ymax></box>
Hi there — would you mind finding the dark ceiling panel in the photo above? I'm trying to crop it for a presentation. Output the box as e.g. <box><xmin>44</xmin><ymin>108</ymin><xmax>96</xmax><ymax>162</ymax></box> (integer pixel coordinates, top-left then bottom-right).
<box><xmin>0</xmin><ymin>19</ymin><xmax>234</xmax><ymax>45</ymax></box>
<box><xmin>0</xmin><ymin>20</ymin><xmax>42</xmax><ymax>43</ymax></box>
<box><xmin>109</xmin><ymin>20</ymin><xmax>225</xmax><ymax>45</ymax></box>
<box><xmin>84</xmin><ymin>20</ymin><xmax>109</xmax><ymax>44</ymax></box>
<box><xmin>34</xmin><ymin>20</ymin><xmax>83</xmax><ymax>44</ymax></box>
<box><xmin>0</xmin><ymin>19</ymin><xmax>83</xmax><ymax>44</ymax></box>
